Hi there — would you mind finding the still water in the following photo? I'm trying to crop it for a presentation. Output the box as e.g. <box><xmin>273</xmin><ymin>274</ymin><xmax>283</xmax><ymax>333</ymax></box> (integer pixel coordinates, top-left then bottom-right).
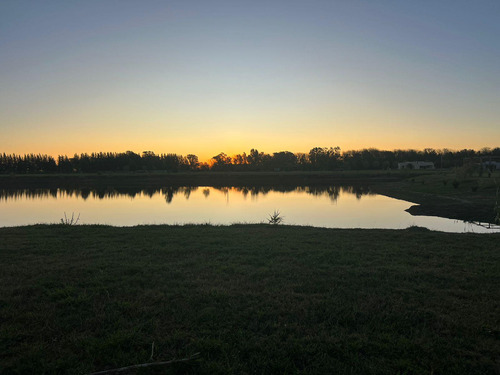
<box><xmin>0</xmin><ymin>186</ymin><xmax>497</xmax><ymax>233</ymax></box>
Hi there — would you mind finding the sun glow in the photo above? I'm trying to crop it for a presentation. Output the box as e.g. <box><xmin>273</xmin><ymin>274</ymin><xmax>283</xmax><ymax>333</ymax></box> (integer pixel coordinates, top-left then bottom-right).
<box><xmin>1</xmin><ymin>2</ymin><xmax>499</xmax><ymax>160</ymax></box>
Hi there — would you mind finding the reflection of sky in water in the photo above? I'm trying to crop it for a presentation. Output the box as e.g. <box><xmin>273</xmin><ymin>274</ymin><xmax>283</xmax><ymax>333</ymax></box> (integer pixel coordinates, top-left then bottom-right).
<box><xmin>0</xmin><ymin>186</ymin><xmax>498</xmax><ymax>233</ymax></box>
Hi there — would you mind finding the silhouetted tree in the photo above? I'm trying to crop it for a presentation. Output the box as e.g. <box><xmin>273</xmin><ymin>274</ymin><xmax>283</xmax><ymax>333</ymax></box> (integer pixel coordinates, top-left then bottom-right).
<box><xmin>308</xmin><ymin>147</ymin><xmax>341</xmax><ymax>170</ymax></box>
<box><xmin>210</xmin><ymin>153</ymin><xmax>232</xmax><ymax>171</ymax></box>
<box><xmin>0</xmin><ymin>147</ymin><xmax>498</xmax><ymax>174</ymax></box>
<box><xmin>271</xmin><ymin>151</ymin><xmax>297</xmax><ymax>170</ymax></box>
<box><xmin>186</xmin><ymin>154</ymin><xmax>199</xmax><ymax>170</ymax></box>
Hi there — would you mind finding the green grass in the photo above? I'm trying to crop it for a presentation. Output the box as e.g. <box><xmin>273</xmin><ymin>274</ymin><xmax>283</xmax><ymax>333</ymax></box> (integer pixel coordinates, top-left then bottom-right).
<box><xmin>374</xmin><ymin>169</ymin><xmax>500</xmax><ymax>223</ymax></box>
<box><xmin>1</xmin><ymin>225</ymin><xmax>499</xmax><ymax>374</ymax></box>
<box><xmin>0</xmin><ymin>170</ymin><xmax>407</xmax><ymax>195</ymax></box>
<box><xmin>400</xmin><ymin>169</ymin><xmax>498</xmax><ymax>196</ymax></box>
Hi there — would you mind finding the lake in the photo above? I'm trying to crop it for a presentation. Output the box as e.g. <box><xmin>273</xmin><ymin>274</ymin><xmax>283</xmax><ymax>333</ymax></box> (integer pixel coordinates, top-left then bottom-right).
<box><xmin>0</xmin><ymin>185</ymin><xmax>498</xmax><ymax>233</ymax></box>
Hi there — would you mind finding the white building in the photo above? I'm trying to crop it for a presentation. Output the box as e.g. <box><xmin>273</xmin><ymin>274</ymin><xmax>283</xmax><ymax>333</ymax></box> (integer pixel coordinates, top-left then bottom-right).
<box><xmin>483</xmin><ymin>161</ymin><xmax>500</xmax><ymax>170</ymax></box>
<box><xmin>398</xmin><ymin>161</ymin><xmax>435</xmax><ymax>170</ymax></box>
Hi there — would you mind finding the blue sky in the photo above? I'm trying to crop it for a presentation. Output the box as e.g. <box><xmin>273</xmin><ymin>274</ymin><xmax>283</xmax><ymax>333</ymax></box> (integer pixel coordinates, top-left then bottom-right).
<box><xmin>1</xmin><ymin>0</ymin><xmax>499</xmax><ymax>159</ymax></box>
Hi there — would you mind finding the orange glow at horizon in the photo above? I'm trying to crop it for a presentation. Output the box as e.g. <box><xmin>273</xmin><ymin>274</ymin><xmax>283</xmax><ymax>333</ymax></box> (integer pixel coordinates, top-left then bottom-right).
<box><xmin>2</xmin><ymin>2</ymin><xmax>499</xmax><ymax>161</ymax></box>
<box><xmin>3</xmin><ymin>135</ymin><xmax>498</xmax><ymax>164</ymax></box>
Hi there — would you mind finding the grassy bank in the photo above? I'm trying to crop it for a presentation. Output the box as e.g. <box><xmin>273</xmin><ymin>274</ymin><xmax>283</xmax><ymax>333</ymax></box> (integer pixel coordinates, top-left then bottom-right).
<box><xmin>0</xmin><ymin>170</ymin><xmax>407</xmax><ymax>189</ymax></box>
<box><xmin>373</xmin><ymin>169</ymin><xmax>500</xmax><ymax>223</ymax></box>
<box><xmin>1</xmin><ymin>225</ymin><xmax>499</xmax><ymax>374</ymax></box>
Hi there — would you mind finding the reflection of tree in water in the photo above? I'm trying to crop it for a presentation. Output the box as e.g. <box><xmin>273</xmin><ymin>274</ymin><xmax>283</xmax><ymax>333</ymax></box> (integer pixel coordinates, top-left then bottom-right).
<box><xmin>343</xmin><ymin>185</ymin><xmax>373</xmax><ymax>200</ymax></box>
<box><xmin>162</xmin><ymin>186</ymin><xmax>198</xmax><ymax>204</ymax></box>
<box><xmin>183</xmin><ymin>186</ymin><xmax>198</xmax><ymax>200</ymax></box>
<box><xmin>214</xmin><ymin>187</ymin><xmax>231</xmax><ymax>204</ymax></box>
<box><xmin>143</xmin><ymin>187</ymin><xmax>157</xmax><ymax>198</ymax></box>
<box><xmin>251</xmin><ymin>187</ymin><xmax>270</xmax><ymax>197</ymax></box>
<box><xmin>163</xmin><ymin>187</ymin><xmax>175</xmax><ymax>204</ymax></box>
<box><xmin>217</xmin><ymin>187</ymin><xmax>229</xmax><ymax>195</ymax></box>
<box><xmin>79</xmin><ymin>188</ymin><xmax>90</xmax><ymax>200</ymax></box>
<box><xmin>228</xmin><ymin>186</ymin><xmax>271</xmax><ymax>198</ymax></box>
<box><xmin>298</xmin><ymin>186</ymin><xmax>341</xmax><ymax>203</ymax></box>
<box><xmin>0</xmin><ymin>185</ymin><xmax>373</xmax><ymax>203</ymax></box>
<box><xmin>0</xmin><ymin>188</ymin><xmax>59</xmax><ymax>200</ymax></box>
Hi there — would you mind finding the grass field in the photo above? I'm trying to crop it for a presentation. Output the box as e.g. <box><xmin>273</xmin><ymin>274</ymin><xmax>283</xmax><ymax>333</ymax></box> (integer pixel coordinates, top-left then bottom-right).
<box><xmin>0</xmin><ymin>170</ymin><xmax>406</xmax><ymax>191</ymax></box>
<box><xmin>1</xmin><ymin>225</ymin><xmax>499</xmax><ymax>374</ymax></box>
<box><xmin>373</xmin><ymin>169</ymin><xmax>500</xmax><ymax>223</ymax></box>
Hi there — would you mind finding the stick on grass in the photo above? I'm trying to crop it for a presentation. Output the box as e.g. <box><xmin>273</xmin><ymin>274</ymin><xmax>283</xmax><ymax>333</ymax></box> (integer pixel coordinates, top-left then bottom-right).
<box><xmin>87</xmin><ymin>352</ymin><xmax>200</xmax><ymax>375</ymax></box>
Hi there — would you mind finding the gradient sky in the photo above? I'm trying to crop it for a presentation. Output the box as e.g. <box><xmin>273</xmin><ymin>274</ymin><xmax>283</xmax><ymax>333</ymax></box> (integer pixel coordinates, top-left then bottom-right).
<box><xmin>1</xmin><ymin>0</ymin><xmax>499</xmax><ymax>161</ymax></box>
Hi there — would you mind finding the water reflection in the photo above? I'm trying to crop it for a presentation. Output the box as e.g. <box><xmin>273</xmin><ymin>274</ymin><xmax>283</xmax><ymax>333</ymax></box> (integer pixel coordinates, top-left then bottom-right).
<box><xmin>0</xmin><ymin>185</ymin><xmax>374</xmax><ymax>204</ymax></box>
<box><xmin>0</xmin><ymin>185</ymin><xmax>498</xmax><ymax>233</ymax></box>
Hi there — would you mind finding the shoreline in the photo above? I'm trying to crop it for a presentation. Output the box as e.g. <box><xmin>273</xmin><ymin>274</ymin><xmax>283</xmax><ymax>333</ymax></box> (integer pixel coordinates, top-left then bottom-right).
<box><xmin>2</xmin><ymin>170</ymin><xmax>498</xmax><ymax>224</ymax></box>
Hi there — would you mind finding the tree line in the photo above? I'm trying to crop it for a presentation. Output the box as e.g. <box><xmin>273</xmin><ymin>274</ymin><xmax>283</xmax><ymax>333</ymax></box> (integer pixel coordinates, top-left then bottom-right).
<box><xmin>0</xmin><ymin>147</ymin><xmax>499</xmax><ymax>174</ymax></box>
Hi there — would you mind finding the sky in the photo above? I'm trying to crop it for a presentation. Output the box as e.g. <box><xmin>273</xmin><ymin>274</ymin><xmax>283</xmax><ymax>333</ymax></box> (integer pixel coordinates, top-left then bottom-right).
<box><xmin>1</xmin><ymin>0</ymin><xmax>499</xmax><ymax>161</ymax></box>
